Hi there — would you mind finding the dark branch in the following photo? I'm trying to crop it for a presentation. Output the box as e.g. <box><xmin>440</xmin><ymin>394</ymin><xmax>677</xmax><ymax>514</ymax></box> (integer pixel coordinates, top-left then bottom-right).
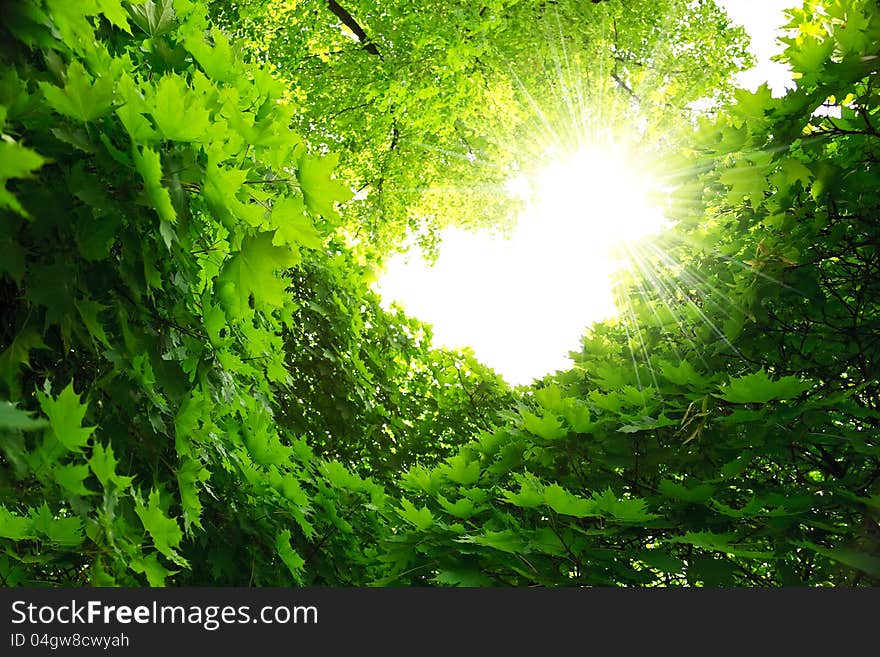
<box><xmin>611</xmin><ymin>72</ymin><xmax>641</xmax><ymax>103</ymax></box>
<box><xmin>327</xmin><ymin>1</ymin><xmax>381</xmax><ymax>58</ymax></box>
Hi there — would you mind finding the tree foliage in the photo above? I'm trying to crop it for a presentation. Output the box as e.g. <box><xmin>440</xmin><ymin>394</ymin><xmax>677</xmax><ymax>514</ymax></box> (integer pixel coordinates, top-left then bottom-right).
<box><xmin>0</xmin><ymin>0</ymin><xmax>878</xmax><ymax>587</ymax></box>
<box><xmin>210</xmin><ymin>0</ymin><xmax>751</xmax><ymax>253</ymax></box>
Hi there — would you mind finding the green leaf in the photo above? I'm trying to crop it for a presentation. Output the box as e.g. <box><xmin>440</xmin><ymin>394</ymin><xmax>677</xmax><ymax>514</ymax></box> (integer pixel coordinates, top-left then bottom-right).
<box><xmin>127</xmin><ymin>0</ymin><xmax>177</xmax><ymax>38</ymax></box>
<box><xmin>53</xmin><ymin>462</ymin><xmax>94</xmax><ymax>497</ymax></box>
<box><xmin>717</xmin><ymin>158</ymin><xmax>769</xmax><ymax>207</ymax></box>
<box><xmin>794</xmin><ymin>541</ymin><xmax>880</xmax><ymax>578</ymax></box>
<box><xmin>667</xmin><ymin>531</ymin><xmax>772</xmax><ymax>559</ymax></box>
<box><xmin>717</xmin><ymin>369</ymin><xmax>811</xmax><ymax>404</ymax></box>
<box><xmin>636</xmin><ymin>549</ymin><xmax>685</xmax><ymax>574</ymax></box>
<box><xmin>502</xmin><ymin>472</ymin><xmax>544</xmax><ymax>509</ymax></box>
<box><xmin>39</xmin><ymin>61</ymin><xmax>113</xmax><ymax>122</ymax></box>
<box><xmin>0</xmin><ymin>140</ymin><xmax>46</xmax><ymax>216</ymax></box>
<box><xmin>270</xmin><ymin>195</ymin><xmax>324</xmax><ymax>249</ymax></box>
<box><xmin>443</xmin><ymin>452</ymin><xmax>481</xmax><ymax>485</ymax></box>
<box><xmin>97</xmin><ymin>0</ymin><xmax>131</xmax><ymax>33</ymax></box>
<box><xmin>0</xmin><ymin>329</ymin><xmax>48</xmax><ymax>391</ymax></box>
<box><xmin>658</xmin><ymin>359</ymin><xmax>711</xmax><ymax>388</ymax></box>
<box><xmin>658</xmin><ymin>480</ymin><xmax>716</xmax><ymax>504</ymax></box>
<box><xmin>130</xmin><ymin>552</ymin><xmax>175</xmax><ymax>587</ymax></box>
<box><xmin>217</xmin><ymin>232</ymin><xmax>300</xmax><ymax>317</ymax></box>
<box><xmin>460</xmin><ymin>530</ymin><xmax>525</xmax><ymax>555</ymax></box>
<box><xmin>134</xmin><ymin>488</ymin><xmax>186</xmax><ymax>566</ymax></box>
<box><xmin>30</xmin><ymin>503</ymin><xmax>84</xmax><ymax>546</ymax></box>
<box><xmin>0</xmin><ymin>506</ymin><xmax>33</xmax><ymax>540</ymax></box>
<box><xmin>36</xmin><ymin>381</ymin><xmax>96</xmax><ymax>453</ymax></box>
<box><xmin>591</xmin><ymin>488</ymin><xmax>658</xmax><ymax>522</ymax></box>
<box><xmin>89</xmin><ymin>442</ymin><xmax>133</xmax><ymax>489</ymax></box>
<box><xmin>276</xmin><ymin>529</ymin><xmax>305</xmax><ymax>581</ymax></box>
<box><xmin>561</xmin><ymin>402</ymin><xmax>595</xmax><ymax>433</ymax></box>
<box><xmin>133</xmin><ymin>145</ymin><xmax>176</xmax><ymax>246</ymax></box>
<box><xmin>437</xmin><ymin>495</ymin><xmax>479</xmax><ymax>520</ymax></box>
<box><xmin>520</xmin><ymin>410</ymin><xmax>567</xmax><ymax>440</ymax></box>
<box><xmin>296</xmin><ymin>150</ymin><xmax>352</xmax><ymax>221</ymax></box>
<box><xmin>185</xmin><ymin>27</ymin><xmax>236</xmax><ymax>81</ymax></box>
<box><xmin>397</xmin><ymin>498</ymin><xmax>434</xmax><ymax>530</ymax></box>
<box><xmin>177</xmin><ymin>457</ymin><xmax>209</xmax><ymax>532</ymax></box>
<box><xmin>150</xmin><ymin>74</ymin><xmax>210</xmax><ymax>142</ymax></box>
<box><xmin>75</xmin><ymin>298</ymin><xmax>111</xmax><ymax>347</ymax></box>
<box><xmin>0</xmin><ymin>402</ymin><xmax>48</xmax><ymax>432</ymax></box>
<box><xmin>433</xmin><ymin>568</ymin><xmax>494</xmax><ymax>587</ymax></box>
<box><xmin>543</xmin><ymin>483</ymin><xmax>597</xmax><ymax>518</ymax></box>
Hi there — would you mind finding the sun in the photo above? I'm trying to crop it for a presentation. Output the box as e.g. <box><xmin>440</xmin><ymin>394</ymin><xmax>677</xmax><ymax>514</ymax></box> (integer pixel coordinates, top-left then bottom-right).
<box><xmin>376</xmin><ymin>143</ymin><xmax>669</xmax><ymax>385</ymax></box>
<box><xmin>531</xmin><ymin>146</ymin><xmax>668</xmax><ymax>248</ymax></box>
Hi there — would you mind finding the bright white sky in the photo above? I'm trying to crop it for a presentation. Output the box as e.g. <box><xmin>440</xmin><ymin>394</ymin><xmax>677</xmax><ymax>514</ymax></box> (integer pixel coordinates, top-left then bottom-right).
<box><xmin>375</xmin><ymin>1</ymin><xmax>799</xmax><ymax>385</ymax></box>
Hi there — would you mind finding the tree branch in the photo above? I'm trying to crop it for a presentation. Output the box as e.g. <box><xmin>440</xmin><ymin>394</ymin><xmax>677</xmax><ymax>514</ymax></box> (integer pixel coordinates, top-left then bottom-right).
<box><xmin>327</xmin><ymin>1</ymin><xmax>382</xmax><ymax>58</ymax></box>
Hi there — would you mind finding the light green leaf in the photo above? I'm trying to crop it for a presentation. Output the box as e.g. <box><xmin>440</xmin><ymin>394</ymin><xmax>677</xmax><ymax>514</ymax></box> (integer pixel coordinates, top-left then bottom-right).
<box><xmin>30</xmin><ymin>503</ymin><xmax>84</xmax><ymax>546</ymax></box>
<box><xmin>185</xmin><ymin>27</ymin><xmax>236</xmax><ymax>81</ymax></box>
<box><xmin>150</xmin><ymin>74</ymin><xmax>211</xmax><ymax>142</ymax></box>
<box><xmin>397</xmin><ymin>498</ymin><xmax>434</xmax><ymax>530</ymax></box>
<box><xmin>561</xmin><ymin>402</ymin><xmax>595</xmax><ymax>433</ymax></box>
<box><xmin>276</xmin><ymin>529</ymin><xmax>305</xmax><ymax>581</ymax></box>
<box><xmin>217</xmin><ymin>232</ymin><xmax>299</xmax><ymax>317</ymax></box>
<box><xmin>97</xmin><ymin>0</ymin><xmax>131</xmax><ymax>33</ymax></box>
<box><xmin>460</xmin><ymin>530</ymin><xmax>525</xmax><ymax>555</ymax></box>
<box><xmin>520</xmin><ymin>410</ymin><xmax>567</xmax><ymax>440</ymax></box>
<box><xmin>296</xmin><ymin>150</ymin><xmax>352</xmax><ymax>221</ymax></box>
<box><xmin>591</xmin><ymin>488</ymin><xmax>658</xmax><ymax>522</ymax></box>
<box><xmin>89</xmin><ymin>442</ymin><xmax>133</xmax><ymax>489</ymax></box>
<box><xmin>36</xmin><ymin>381</ymin><xmax>96</xmax><ymax>453</ymax></box>
<box><xmin>39</xmin><ymin>61</ymin><xmax>113</xmax><ymax>122</ymax></box>
<box><xmin>133</xmin><ymin>145</ymin><xmax>176</xmax><ymax>247</ymax></box>
<box><xmin>544</xmin><ymin>483</ymin><xmax>597</xmax><ymax>518</ymax></box>
<box><xmin>130</xmin><ymin>552</ymin><xmax>176</xmax><ymax>587</ymax></box>
<box><xmin>502</xmin><ymin>473</ymin><xmax>544</xmax><ymax>509</ymax></box>
<box><xmin>270</xmin><ymin>195</ymin><xmax>324</xmax><ymax>249</ymax></box>
<box><xmin>658</xmin><ymin>359</ymin><xmax>711</xmax><ymax>388</ymax></box>
<box><xmin>437</xmin><ymin>495</ymin><xmax>479</xmax><ymax>520</ymax></box>
<box><xmin>134</xmin><ymin>488</ymin><xmax>186</xmax><ymax>566</ymax></box>
<box><xmin>53</xmin><ymin>462</ymin><xmax>94</xmax><ymax>497</ymax></box>
<box><xmin>443</xmin><ymin>452</ymin><xmax>481</xmax><ymax>485</ymax></box>
<box><xmin>177</xmin><ymin>457</ymin><xmax>209</xmax><ymax>531</ymax></box>
<box><xmin>717</xmin><ymin>368</ymin><xmax>811</xmax><ymax>404</ymax></box>
<box><xmin>0</xmin><ymin>506</ymin><xmax>33</xmax><ymax>540</ymax></box>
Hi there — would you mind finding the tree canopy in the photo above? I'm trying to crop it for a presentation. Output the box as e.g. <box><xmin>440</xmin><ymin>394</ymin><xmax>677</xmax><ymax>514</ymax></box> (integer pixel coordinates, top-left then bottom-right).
<box><xmin>0</xmin><ymin>0</ymin><xmax>878</xmax><ymax>587</ymax></box>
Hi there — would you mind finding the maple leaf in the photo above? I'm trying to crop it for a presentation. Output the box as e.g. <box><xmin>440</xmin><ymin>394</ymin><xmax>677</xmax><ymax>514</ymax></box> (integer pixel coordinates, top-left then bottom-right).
<box><xmin>217</xmin><ymin>232</ymin><xmax>299</xmax><ymax>317</ymax></box>
<box><xmin>39</xmin><ymin>60</ymin><xmax>114</xmax><ymax>122</ymax></box>
<box><xmin>0</xmin><ymin>140</ymin><xmax>46</xmax><ymax>216</ymax></box>
<box><xmin>520</xmin><ymin>409</ymin><xmax>567</xmax><ymax>440</ymax></box>
<box><xmin>130</xmin><ymin>553</ymin><xmax>176</xmax><ymax>587</ymax></box>
<box><xmin>276</xmin><ymin>530</ymin><xmax>305</xmax><ymax>582</ymax></box>
<box><xmin>36</xmin><ymin>381</ymin><xmax>96</xmax><ymax>453</ymax></box>
<box><xmin>134</xmin><ymin>488</ymin><xmax>187</xmax><ymax>566</ymax></box>
<box><xmin>133</xmin><ymin>145</ymin><xmax>176</xmax><ymax>248</ymax></box>
<box><xmin>296</xmin><ymin>150</ymin><xmax>353</xmax><ymax>221</ymax></box>
<box><xmin>270</xmin><ymin>194</ymin><xmax>324</xmax><ymax>249</ymax></box>
<box><xmin>150</xmin><ymin>74</ymin><xmax>211</xmax><ymax>142</ymax></box>
<box><xmin>397</xmin><ymin>498</ymin><xmax>434</xmax><ymax>530</ymax></box>
<box><xmin>717</xmin><ymin>369</ymin><xmax>811</xmax><ymax>404</ymax></box>
<box><xmin>543</xmin><ymin>483</ymin><xmax>597</xmax><ymax>518</ymax></box>
<box><xmin>88</xmin><ymin>442</ymin><xmax>133</xmax><ymax>489</ymax></box>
